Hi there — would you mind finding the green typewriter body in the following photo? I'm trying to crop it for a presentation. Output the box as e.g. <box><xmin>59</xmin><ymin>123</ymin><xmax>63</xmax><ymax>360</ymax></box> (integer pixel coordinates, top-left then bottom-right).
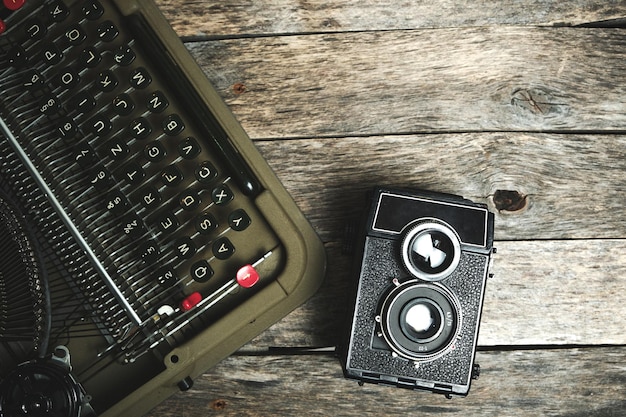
<box><xmin>0</xmin><ymin>1</ymin><xmax>326</xmax><ymax>416</ymax></box>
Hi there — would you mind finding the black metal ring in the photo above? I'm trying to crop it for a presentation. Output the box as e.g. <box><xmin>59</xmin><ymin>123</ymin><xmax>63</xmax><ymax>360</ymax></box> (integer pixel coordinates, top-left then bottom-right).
<box><xmin>379</xmin><ymin>280</ymin><xmax>461</xmax><ymax>361</ymax></box>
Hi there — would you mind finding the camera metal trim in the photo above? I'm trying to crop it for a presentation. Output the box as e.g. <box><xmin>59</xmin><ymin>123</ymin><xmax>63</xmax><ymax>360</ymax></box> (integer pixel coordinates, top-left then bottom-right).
<box><xmin>400</xmin><ymin>219</ymin><xmax>461</xmax><ymax>281</ymax></box>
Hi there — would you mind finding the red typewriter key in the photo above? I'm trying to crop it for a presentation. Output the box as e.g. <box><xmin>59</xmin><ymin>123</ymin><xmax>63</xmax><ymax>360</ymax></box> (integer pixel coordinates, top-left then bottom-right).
<box><xmin>0</xmin><ymin>19</ymin><xmax>5</xmax><ymax>34</ymax></box>
<box><xmin>180</xmin><ymin>292</ymin><xmax>202</xmax><ymax>312</ymax></box>
<box><xmin>4</xmin><ymin>0</ymin><xmax>25</xmax><ymax>11</ymax></box>
<box><xmin>236</xmin><ymin>264</ymin><xmax>260</xmax><ymax>288</ymax></box>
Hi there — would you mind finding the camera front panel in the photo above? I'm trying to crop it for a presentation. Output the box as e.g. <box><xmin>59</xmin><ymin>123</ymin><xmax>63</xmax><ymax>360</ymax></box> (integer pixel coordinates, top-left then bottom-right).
<box><xmin>342</xmin><ymin>188</ymin><xmax>494</xmax><ymax>396</ymax></box>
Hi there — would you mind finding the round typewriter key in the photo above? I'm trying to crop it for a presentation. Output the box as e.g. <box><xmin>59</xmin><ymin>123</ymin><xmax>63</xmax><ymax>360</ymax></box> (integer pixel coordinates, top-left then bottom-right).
<box><xmin>130</xmin><ymin>67</ymin><xmax>152</xmax><ymax>89</ymax></box>
<box><xmin>114</xmin><ymin>44</ymin><xmax>136</xmax><ymax>66</ymax></box>
<box><xmin>138</xmin><ymin>186</ymin><xmax>162</xmax><ymax>209</ymax></box>
<box><xmin>64</xmin><ymin>24</ymin><xmax>86</xmax><ymax>45</ymax></box>
<box><xmin>155</xmin><ymin>267</ymin><xmax>176</xmax><ymax>287</ymax></box>
<box><xmin>178</xmin><ymin>137</ymin><xmax>201</xmax><ymax>159</ymax></box>
<box><xmin>113</xmin><ymin>94</ymin><xmax>135</xmax><ymax>116</ymax></box>
<box><xmin>55</xmin><ymin>67</ymin><xmax>80</xmax><ymax>90</ymax></box>
<box><xmin>195</xmin><ymin>161</ymin><xmax>218</xmax><ymax>184</ymax></box>
<box><xmin>130</xmin><ymin>118</ymin><xmax>152</xmax><ymax>140</ymax></box>
<box><xmin>47</xmin><ymin>2</ymin><xmax>70</xmax><ymax>21</ymax></box>
<box><xmin>213</xmin><ymin>237</ymin><xmax>235</xmax><ymax>260</ymax></box>
<box><xmin>105</xmin><ymin>138</ymin><xmax>129</xmax><ymax>160</ymax></box>
<box><xmin>212</xmin><ymin>185</ymin><xmax>233</xmax><ymax>206</ymax></box>
<box><xmin>191</xmin><ymin>260</ymin><xmax>213</xmax><ymax>283</ymax></box>
<box><xmin>97</xmin><ymin>70</ymin><xmax>118</xmax><ymax>92</ymax></box>
<box><xmin>195</xmin><ymin>213</ymin><xmax>218</xmax><ymax>235</ymax></box>
<box><xmin>179</xmin><ymin>190</ymin><xmax>201</xmax><ymax>211</ymax></box>
<box><xmin>147</xmin><ymin>91</ymin><xmax>169</xmax><ymax>113</ymax></box>
<box><xmin>56</xmin><ymin>118</ymin><xmax>77</xmax><ymax>141</ymax></box>
<box><xmin>97</xmin><ymin>20</ymin><xmax>119</xmax><ymax>42</ymax></box>
<box><xmin>8</xmin><ymin>45</ymin><xmax>28</xmax><ymax>68</ymax></box>
<box><xmin>26</xmin><ymin>18</ymin><xmax>47</xmax><ymax>40</ymax></box>
<box><xmin>39</xmin><ymin>95</ymin><xmax>61</xmax><ymax>116</ymax></box>
<box><xmin>80</xmin><ymin>46</ymin><xmax>101</xmax><ymax>68</ymax></box>
<box><xmin>174</xmin><ymin>237</ymin><xmax>196</xmax><ymax>260</ymax></box>
<box><xmin>4</xmin><ymin>0</ymin><xmax>25</xmax><ymax>11</ymax></box>
<box><xmin>139</xmin><ymin>240</ymin><xmax>160</xmax><ymax>264</ymax></box>
<box><xmin>161</xmin><ymin>165</ymin><xmax>184</xmax><ymax>187</ymax></box>
<box><xmin>144</xmin><ymin>141</ymin><xmax>166</xmax><ymax>162</ymax></box>
<box><xmin>237</xmin><ymin>265</ymin><xmax>260</xmax><ymax>288</ymax></box>
<box><xmin>229</xmin><ymin>209</ymin><xmax>251</xmax><ymax>231</ymax></box>
<box><xmin>22</xmin><ymin>70</ymin><xmax>43</xmax><ymax>90</ymax></box>
<box><xmin>163</xmin><ymin>114</ymin><xmax>185</xmax><ymax>136</ymax></box>
<box><xmin>69</xmin><ymin>91</ymin><xmax>96</xmax><ymax>114</ymax></box>
<box><xmin>82</xmin><ymin>0</ymin><xmax>104</xmax><ymax>20</ymax></box>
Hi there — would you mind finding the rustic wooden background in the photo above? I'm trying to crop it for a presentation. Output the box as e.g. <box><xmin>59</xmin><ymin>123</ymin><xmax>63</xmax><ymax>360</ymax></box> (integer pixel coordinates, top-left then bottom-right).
<box><xmin>147</xmin><ymin>1</ymin><xmax>626</xmax><ymax>416</ymax></box>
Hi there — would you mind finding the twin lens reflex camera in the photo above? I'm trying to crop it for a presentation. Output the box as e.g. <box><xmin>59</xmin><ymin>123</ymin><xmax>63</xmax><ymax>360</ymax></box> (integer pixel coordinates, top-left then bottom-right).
<box><xmin>341</xmin><ymin>188</ymin><xmax>495</xmax><ymax>397</ymax></box>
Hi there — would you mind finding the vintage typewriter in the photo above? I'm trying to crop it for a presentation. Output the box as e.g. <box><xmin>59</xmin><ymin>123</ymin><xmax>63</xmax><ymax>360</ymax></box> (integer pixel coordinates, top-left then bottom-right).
<box><xmin>0</xmin><ymin>1</ymin><xmax>326</xmax><ymax>416</ymax></box>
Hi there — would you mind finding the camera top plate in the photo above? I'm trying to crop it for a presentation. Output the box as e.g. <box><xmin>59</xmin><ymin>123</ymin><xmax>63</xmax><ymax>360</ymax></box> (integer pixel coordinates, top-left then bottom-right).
<box><xmin>370</xmin><ymin>189</ymin><xmax>492</xmax><ymax>251</ymax></box>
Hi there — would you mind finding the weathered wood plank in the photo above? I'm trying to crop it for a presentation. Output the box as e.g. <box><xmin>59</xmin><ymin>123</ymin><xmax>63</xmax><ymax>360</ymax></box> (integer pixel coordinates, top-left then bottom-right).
<box><xmin>157</xmin><ymin>0</ymin><xmax>626</xmax><ymax>36</ymax></box>
<box><xmin>186</xmin><ymin>27</ymin><xmax>626</xmax><ymax>136</ymax></box>
<box><xmin>244</xmin><ymin>239</ymin><xmax>626</xmax><ymax>349</ymax></box>
<box><xmin>254</xmin><ymin>133</ymin><xmax>626</xmax><ymax>241</ymax></box>
<box><xmin>146</xmin><ymin>347</ymin><xmax>626</xmax><ymax>417</ymax></box>
<box><xmin>239</xmin><ymin>133</ymin><xmax>626</xmax><ymax>348</ymax></box>
<box><xmin>142</xmin><ymin>4</ymin><xmax>626</xmax><ymax>417</ymax></box>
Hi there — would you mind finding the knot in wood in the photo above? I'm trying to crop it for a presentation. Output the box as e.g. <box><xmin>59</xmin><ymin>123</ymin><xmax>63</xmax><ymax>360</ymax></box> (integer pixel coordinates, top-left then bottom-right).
<box><xmin>510</xmin><ymin>87</ymin><xmax>565</xmax><ymax>116</ymax></box>
<box><xmin>211</xmin><ymin>399</ymin><xmax>228</xmax><ymax>410</ymax></box>
<box><xmin>493</xmin><ymin>190</ymin><xmax>528</xmax><ymax>212</ymax></box>
<box><xmin>233</xmin><ymin>82</ymin><xmax>247</xmax><ymax>95</ymax></box>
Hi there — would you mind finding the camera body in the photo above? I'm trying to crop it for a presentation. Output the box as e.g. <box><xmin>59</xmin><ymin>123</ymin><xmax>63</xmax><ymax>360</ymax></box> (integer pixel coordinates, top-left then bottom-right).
<box><xmin>341</xmin><ymin>187</ymin><xmax>495</xmax><ymax>397</ymax></box>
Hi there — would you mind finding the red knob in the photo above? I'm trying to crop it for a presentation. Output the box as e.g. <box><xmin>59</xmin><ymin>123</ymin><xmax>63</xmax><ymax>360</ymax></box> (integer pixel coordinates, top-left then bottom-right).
<box><xmin>4</xmin><ymin>0</ymin><xmax>26</xmax><ymax>11</ymax></box>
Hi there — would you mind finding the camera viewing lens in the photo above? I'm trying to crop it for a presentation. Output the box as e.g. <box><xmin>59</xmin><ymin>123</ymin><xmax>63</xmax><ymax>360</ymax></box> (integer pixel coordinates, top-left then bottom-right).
<box><xmin>379</xmin><ymin>281</ymin><xmax>460</xmax><ymax>361</ymax></box>
<box><xmin>401</xmin><ymin>221</ymin><xmax>461</xmax><ymax>281</ymax></box>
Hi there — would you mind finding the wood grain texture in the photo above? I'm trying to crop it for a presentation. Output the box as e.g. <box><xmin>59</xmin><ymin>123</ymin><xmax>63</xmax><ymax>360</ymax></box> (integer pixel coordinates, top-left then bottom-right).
<box><xmin>147</xmin><ymin>2</ymin><xmax>626</xmax><ymax>416</ymax></box>
<box><xmin>145</xmin><ymin>347</ymin><xmax>626</xmax><ymax>417</ymax></box>
<box><xmin>157</xmin><ymin>0</ymin><xmax>626</xmax><ymax>36</ymax></box>
<box><xmin>186</xmin><ymin>27</ymin><xmax>626</xmax><ymax>137</ymax></box>
<box><xmin>240</xmin><ymin>239</ymin><xmax>626</xmax><ymax>349</ymax></box>
<box><xmin>254</xmin><ymin>133</ymin><xmax>626</xmax><ymax>241</ymax></box>
<box><xmin>248</xmin><ymin>133</ymin><xmax>626</xmax><ymax>346</ymax></box>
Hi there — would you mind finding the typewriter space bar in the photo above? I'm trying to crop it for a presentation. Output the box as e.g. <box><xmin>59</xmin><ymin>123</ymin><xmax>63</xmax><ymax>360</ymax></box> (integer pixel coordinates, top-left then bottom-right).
<box><xmin>0</xmin><ymin>117</ymin><xmax>143</xmax><ymax>325</ymax></box>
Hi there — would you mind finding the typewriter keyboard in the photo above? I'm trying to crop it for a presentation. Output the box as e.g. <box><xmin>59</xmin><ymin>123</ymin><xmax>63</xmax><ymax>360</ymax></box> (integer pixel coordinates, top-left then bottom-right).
<box><xmin>0</xmin><ymin>0</ymin><xmax>281</xmax><ymax>357</ymax></box>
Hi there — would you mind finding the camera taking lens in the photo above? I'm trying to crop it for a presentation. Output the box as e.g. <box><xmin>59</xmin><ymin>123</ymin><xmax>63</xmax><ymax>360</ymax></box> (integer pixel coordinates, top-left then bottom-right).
<box><xmin>402</xmin><ymin>299</ymin><xmax>443</xmax><ymax>343</ymax></box>
<box><xmin>378</xmin><ymin>281</ymin><xmax>460</xmax><ymax>361</ymax></box>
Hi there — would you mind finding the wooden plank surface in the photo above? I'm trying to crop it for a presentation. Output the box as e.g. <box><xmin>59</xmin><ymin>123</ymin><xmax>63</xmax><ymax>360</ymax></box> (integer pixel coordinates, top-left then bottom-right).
<box><xmin>148</xmin><ymin>1</ymin><xmax>625</xmax><ymax>416</ymax></box>
<box><xmin>241</xmin><ymin>239</ymin><xmax>626</xmax><ymax>349</ymax></box>
<box><xmin>185</xmin><ymin>27</ymin><xmax>626</xmax><ymax>137</ymax></box>
<box><xmin>238</xmin><ymin>134</ymin><xmax>626</xmax><ymax>348</ymax></box>
<box><xmin>254</xmin><ymin>133</ymin><xmax>626</xmax><ymax>241</ymax></box>
<box><xmin>146</xmin><ymin>348</ymin><xmax>626</xmax><ymax>417</ymax></box>
<box><xmin>156</xmin><ymin>0</ymin><xmax>626</xmax><ymax>36</ymax></box>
